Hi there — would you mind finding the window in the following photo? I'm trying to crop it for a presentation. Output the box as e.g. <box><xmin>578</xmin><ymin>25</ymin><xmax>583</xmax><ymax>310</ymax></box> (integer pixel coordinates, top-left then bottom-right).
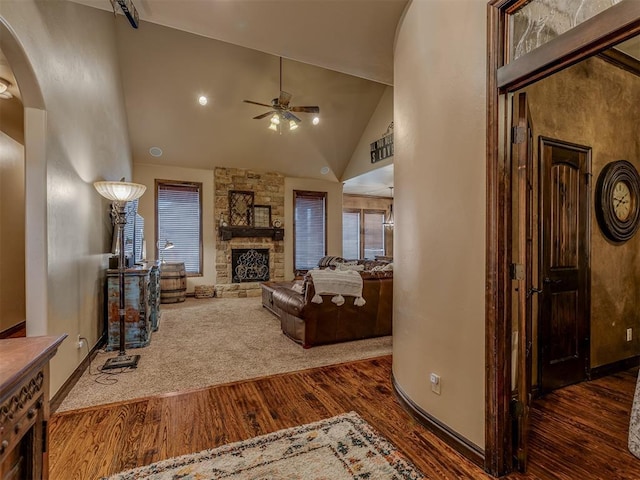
<box><xmin>342</xmin><ymin>209</ymin><xmax>360</xmax><ymax>259</ymax></box>
<box><xmin>156</xmin><ymin>180</ymin><xmax>203</xmax><ymax>275</ymax></box>
<box><xmin>342</xmin><ymin>208</ymin><xmax>387</xmax><ymax>259</ymax></box>
<box><xmin>363</xmin><ymin>210</ymin><xmax>385</xmax><ymax>259</ymax></box>
<box><xmin>294</xmin><ymin>190</ymin><xmax>326</xmax><ymax>271</ymax></box>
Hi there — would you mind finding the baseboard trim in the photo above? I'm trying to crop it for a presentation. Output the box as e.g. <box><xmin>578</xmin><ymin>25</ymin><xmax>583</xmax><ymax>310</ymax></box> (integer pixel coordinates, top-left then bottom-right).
<box><xmin>0</xmin><ymin>321</ymin><xmax>26</xmax><ymax>339</ymax></box>
<box><xmin>51</xmin><ymin>333</ymin><xmax>106</xmax><ymax>413</ymax></box>
<box><xmin>589</xmin><ymin>355</ymin><xmax>640</xmax><ymax>380</ymax></box>
<box><xmin>391</xmin><ymin>374</ymin><xmax>485</xmax><ymax>468</ymax></box>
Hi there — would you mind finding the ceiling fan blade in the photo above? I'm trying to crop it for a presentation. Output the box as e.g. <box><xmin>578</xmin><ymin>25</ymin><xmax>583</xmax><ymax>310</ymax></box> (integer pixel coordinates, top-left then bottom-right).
<box><xmin>290</xmin><ymin>106</ymin><xmax>320</xmax><ymax>114</ymax></box>
<box><xmin>279</xmin><ymin>91</ymin><xmax>292</xmax><ymax>107</ymax></box>
<box><xmin>243</xmin><ymin>99</ymin><xmax>273</xmax><ymax>108</ymax></box>
<box><xmin>282</xmin><ymin>111</ymin><xmax>301</xmax><ymax>123</ymax></box>
<box><xmin>253</xmin><ymin>111</ymin><xmax>275</xmax><ymax>120</ymax></box>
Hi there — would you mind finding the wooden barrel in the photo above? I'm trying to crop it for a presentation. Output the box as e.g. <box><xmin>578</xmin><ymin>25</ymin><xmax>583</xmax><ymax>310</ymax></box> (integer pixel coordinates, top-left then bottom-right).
<box><xmin>160</xmin><ymin>262</ymin><xmax>186</xmax><ymax>303</ymax></box>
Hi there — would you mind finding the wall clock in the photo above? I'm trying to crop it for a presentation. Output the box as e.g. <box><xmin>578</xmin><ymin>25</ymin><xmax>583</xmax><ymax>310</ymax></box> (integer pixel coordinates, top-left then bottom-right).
<box><xmin>595</xmin><ymin>160</ymin><xmax>640</xmax><ymax>243</ymax></box>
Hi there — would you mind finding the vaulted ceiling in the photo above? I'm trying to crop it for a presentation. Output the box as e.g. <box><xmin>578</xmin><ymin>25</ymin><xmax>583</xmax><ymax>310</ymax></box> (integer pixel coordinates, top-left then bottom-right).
<box><xmin>65</xmin><ymin>0</ymin><xmax>407</xmax><ymax>191</ymax></box>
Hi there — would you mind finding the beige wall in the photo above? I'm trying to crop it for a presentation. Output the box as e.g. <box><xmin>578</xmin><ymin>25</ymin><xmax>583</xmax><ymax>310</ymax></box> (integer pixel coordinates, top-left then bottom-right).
<box><xmin>0</xmin><ymin>1</ymin><xmax>133</xmax><ymax>395</ymax></box>
<box><xmin>393</xmin><ymin>0</ymin><xmax>487</xmax><ymax>449</ymax></box>
<box><xmin>521</xmin><ymin>56</ymin><xmax>640</xmax><ymax>369</ymax></box>
<box><xmin>342</xmin><ymin>85</ymin><xmax>394</xmax><ymax>181</ymax></box>
<box><xmin>0</xmin><ymin>131</ymin><xmax>25</xmax><ymax>333</ymax></box>
<box><xmin>134</xmin><ymin>163</ymin><xmax>216</xmax><ymax>293</ymax></box>
<box><xmin>284</xmin><ymin>177</ymin><xmax>343</xmax><ymax>279</ymax></box>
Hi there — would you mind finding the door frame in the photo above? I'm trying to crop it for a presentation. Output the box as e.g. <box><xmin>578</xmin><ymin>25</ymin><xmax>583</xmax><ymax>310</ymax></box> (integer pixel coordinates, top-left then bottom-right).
<box><xmin>485</xmin><ymin>0</ymin><xmax>640</xmax><ymax>476</ymax></box>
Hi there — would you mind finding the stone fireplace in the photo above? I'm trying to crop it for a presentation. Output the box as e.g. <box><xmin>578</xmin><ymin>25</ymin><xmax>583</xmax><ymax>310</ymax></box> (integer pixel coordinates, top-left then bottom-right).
<box><xmin>214</xmin><ymin>167</ymin><xmax>285</xmax><ymax>297</ymax></box>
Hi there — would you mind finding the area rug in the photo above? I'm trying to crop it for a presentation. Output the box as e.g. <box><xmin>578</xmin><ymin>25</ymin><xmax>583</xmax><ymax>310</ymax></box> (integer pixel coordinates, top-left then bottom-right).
<box><xmin>103</xmin><ymin>412</ymin><xmax>424</xmax><ymax>480</ymax></box>
<box><xmin>57</xmin><ymin>296</ymin><xmax>392</xmax><ymax>412</ymax></box>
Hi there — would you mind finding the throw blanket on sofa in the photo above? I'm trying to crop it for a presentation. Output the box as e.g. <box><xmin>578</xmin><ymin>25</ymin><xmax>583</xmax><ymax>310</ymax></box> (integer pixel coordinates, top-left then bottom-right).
<box><xmin>309</xmin><ymin>269</ymin><xmax>366</xmax><ymax>307</ymax></box>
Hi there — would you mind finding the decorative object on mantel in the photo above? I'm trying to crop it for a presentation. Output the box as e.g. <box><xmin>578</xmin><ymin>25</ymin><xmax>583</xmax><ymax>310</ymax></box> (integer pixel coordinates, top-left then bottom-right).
<box><xmin>370</xmin><ymin>121</ymin><xmax>394</xmax><ymax>163</ymax></box>
<box><xmin>254</xmin><ymin>204</ymin><xmax>272</xmax><ymax>227</ymax></box>
<box><xmin>229</xmin><ymin>190</ymin><xmax>254</xmax><ymax>226</ymax></box>
<box><xmin>383</xmin><ymin>186</ymin><xmax>394</xmax><ymax>228</ymax></box>
<box><xmin>243</xmin><ymin>57</ymin><xmax>320</xmax><ymax>134</ymax></box>
<box><xmin>94</xmin><ymin>178</ymin><xmax>146</xmax><ymax>370</ymax></box>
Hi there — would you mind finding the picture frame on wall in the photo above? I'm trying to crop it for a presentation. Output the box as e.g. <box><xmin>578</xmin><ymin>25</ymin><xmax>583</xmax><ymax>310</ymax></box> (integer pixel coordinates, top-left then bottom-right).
<box><xmin>253</xmin><ymin>205</ymin><xmax>272</xmax><ymax>228</ymax></box>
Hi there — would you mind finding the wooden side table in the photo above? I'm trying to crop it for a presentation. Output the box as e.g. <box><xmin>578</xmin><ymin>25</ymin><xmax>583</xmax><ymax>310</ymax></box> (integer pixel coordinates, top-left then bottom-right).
<box><xmin>0</xmin><ymin>335</ymin><xmax>66</xmax><ymax>479</ymax></box>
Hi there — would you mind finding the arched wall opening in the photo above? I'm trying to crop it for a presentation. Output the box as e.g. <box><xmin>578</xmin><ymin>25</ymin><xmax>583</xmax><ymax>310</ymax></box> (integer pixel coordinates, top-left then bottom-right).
<box><xmin>0</xmin><ymin>17</ymin><xmax>48</xmax><ymax>337</ymax></box>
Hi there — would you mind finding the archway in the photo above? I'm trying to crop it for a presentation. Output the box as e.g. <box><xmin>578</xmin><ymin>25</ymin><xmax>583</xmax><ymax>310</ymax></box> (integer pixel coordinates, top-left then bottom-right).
<box><xmin>0</xmin><ymin>17</ymin><xmax>48</xmax><ymax>336</ymax></box>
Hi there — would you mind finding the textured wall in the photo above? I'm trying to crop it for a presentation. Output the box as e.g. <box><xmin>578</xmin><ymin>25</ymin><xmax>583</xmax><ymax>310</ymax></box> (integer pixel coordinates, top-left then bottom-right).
<box><xmin>522</xmin><ymin>56</ymin><xmax>640</xmax><ymax>368</ymax></box>
<box><xmin>393</xmin><ymin>0</ymin><xmax>487</xmax><ymax>449</ymax></box>
<box><xmin>0</xmin><ymin>1</ymin><xmax>133</xmax><ymax>394</ymax></box>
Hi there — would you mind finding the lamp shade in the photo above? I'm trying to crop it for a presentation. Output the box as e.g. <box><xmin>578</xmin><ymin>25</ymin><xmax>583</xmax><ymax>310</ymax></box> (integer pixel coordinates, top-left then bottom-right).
<box><xmin>94</xmin><ymin>180</ymin><xmax>146</xmax><ymax>202</ymax></box>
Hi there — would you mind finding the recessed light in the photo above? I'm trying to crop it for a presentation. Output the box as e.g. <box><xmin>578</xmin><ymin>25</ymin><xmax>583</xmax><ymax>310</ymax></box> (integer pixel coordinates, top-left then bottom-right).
<box><xmin>198</xmin><ymin>95</ymin><xmax>208</xmax><ymax>106</ymax></box>
<box><xmin>149</xmin><ymin>146</ymin><xmax>163</xmax><ymax>157</ymax></box>
<box><xmin>312</xmin><ymin>116</ymin><xmax>320</xmax><ymax>125</ymax></box>
<box><xmin>320</xmin><ymin>166</ymin><xmax>330</xmax><ymax>175</ymax></box>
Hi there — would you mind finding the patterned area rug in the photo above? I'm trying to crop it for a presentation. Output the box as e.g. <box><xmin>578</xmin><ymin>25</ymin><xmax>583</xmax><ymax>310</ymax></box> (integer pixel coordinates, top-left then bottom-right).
<box><xmin>104</xmin><ymin>412</ymin><xmax>424</xmax><ymax>480</ymax></box>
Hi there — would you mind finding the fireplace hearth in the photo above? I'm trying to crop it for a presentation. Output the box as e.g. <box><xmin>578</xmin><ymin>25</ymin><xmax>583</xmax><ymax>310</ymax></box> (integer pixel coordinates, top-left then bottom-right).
<box><xmin>232</xmin><ymin>248</ymin><xmax>270</xmax><ymax>283</ymax></box>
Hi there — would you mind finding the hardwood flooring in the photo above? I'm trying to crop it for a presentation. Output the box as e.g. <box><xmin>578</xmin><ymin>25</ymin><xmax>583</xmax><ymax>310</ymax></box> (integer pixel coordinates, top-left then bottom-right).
<box><xmin>49</xmin><ymin>356</ymin><xmax>640</xmax><ymax>479</ymax></box>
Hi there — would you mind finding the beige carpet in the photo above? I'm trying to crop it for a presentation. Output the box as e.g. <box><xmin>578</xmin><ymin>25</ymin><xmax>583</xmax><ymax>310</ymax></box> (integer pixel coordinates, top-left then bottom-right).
<box><xmin>57</xmin><ymin>296</ymin><xmax>391</xmax><ymax>412</ymax></box>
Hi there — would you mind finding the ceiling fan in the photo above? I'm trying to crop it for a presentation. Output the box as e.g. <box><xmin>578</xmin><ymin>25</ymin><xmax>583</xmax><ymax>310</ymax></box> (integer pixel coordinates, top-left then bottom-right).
<box><xmin>243</xmin><ymin>57</ymin><xmax>320</xmax><ymax>131</ymax></box>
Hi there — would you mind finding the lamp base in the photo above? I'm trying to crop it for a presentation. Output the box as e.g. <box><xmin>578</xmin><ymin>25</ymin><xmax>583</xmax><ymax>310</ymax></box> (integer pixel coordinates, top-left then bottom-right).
<box><xmin>102</xmin><ymin>354</ymin><xmax>140</xmax><ymax>370</ymax></box>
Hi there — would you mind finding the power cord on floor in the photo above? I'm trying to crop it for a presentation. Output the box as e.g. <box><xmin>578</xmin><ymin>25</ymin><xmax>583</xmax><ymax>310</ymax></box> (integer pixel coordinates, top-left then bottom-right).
<box><xmin>78</xmin><ymin>336</ymin><xmax>134</xmax><ymax>385</ymax></box>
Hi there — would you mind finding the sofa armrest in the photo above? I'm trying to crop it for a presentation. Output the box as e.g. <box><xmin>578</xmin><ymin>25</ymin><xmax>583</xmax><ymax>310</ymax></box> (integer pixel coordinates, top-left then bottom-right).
<box><xmin>272</xmin><ymin>288</ymin><xmax>305</xmax><ymax>317</ymax></box>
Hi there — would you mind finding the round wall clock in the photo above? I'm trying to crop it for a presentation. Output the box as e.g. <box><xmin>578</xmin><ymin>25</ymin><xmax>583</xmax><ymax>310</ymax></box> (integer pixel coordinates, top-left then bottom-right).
<box><xmin>595</xmin><ymin>160</ymin><xmax>640</xmax><ymax>243</ymax></box>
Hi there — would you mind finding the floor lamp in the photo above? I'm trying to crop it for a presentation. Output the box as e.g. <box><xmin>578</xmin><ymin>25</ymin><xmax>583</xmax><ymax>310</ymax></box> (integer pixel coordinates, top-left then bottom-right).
<box><xmin>94</xmin><ymin>179</ymin><xmax>147</xmax><ymax>370</ymax></box>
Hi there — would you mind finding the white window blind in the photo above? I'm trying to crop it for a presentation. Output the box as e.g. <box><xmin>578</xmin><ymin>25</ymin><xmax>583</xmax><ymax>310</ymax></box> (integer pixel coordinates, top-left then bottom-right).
<box><xmin>157</xmin><ymin>181</ymin><xmax>202</xmax><ymax>274</ymax></box>
<box><xmin>294</xmin><ymin>191</ymin><xmax>326</xmax><ymax>270</ymax></box>
<box><xmin>342</xmin><ymin>210</ymin><xmax>360</xmax><ymax>260</ymax></box>
<box><xmin>363</xmin><ymin>211</ymin><xmax>385</xmax><ymax>259</ymax></box>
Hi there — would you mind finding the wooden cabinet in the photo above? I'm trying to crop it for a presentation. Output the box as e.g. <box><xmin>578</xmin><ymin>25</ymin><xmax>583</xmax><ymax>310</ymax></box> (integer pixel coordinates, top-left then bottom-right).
<box><xmin>106</xmin><ymin>263</ymin><xmax>160</xmax><ymax>351</ymax></box>
<box><xmin>0</xmin><ymin>335</ymin><xmax>66</xmax><ymax>480</ymax></box>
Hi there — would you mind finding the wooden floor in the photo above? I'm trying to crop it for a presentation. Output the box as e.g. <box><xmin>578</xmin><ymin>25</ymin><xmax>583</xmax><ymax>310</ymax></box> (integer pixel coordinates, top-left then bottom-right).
<box><xmin>49</xmin><ymin>356</ymin><xmax>640</xmax><ymax>479</ymax></box>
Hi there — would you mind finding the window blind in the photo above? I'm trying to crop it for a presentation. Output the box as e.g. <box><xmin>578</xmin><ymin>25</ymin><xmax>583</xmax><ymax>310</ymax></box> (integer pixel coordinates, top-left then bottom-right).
<box><xmin>342</xmin><ymin>210</ymin><xmax>360</xmax><ymax>260</ymax></box>
<box><xmin>157</xmin><ymin>181</ymin><xmax>202</xmax><ymax>274</ymax></box>
<box><xmin>363</xmin><ymin>211</ymin><xmax>385</xmax><ymax>259</ymax></box>
<box><xmin>294</xmin><ymin>191</ymin><xmax>326</xmax><ymax>270</ymax></box>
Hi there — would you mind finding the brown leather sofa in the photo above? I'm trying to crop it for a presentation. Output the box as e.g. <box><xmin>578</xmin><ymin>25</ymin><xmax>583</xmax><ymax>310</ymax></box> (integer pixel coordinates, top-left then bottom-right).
<box><xmin>261</xmin><ymin>271</ymin><xmax>392</xmax><ymax>348</ymax></box>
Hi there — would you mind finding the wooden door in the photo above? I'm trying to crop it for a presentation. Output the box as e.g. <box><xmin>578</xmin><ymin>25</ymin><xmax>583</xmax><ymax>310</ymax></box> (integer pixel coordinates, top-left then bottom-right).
<box><xmin>539</xmin><ymin>138</ymin><xmax>591</xmax><ymax>393</ymax></box>
<box><xmin>512</xmin><ymin>92</ymin><xmax>534</xmax><ymax>472</ymax></box>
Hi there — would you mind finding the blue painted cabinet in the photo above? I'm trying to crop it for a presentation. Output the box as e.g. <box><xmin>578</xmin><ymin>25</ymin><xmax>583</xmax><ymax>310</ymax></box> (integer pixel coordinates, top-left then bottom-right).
<box><xmin>106</xmin><ymin>263</ymin><xmax>161</xmax><ymax>351</ymax></box>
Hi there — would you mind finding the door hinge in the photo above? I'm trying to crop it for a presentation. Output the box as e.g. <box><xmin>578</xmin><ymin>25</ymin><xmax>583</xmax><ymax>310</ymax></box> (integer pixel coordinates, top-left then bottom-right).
<box><xmin>510</xmin><ymin>263</ymin><xmax>525</xmax><ymax>280</ymax></box>
<box><xmin>512</xmin><ymin>126</ymin><xmax>526</xmax><ymax>144</ymax></box>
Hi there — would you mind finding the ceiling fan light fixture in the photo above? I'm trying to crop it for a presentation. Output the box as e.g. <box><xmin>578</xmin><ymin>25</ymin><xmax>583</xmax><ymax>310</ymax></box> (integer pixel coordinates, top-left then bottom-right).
<box><xmin>289</xmin><ymin>120</ymin><xmax>298</xmax><ymax>131</ymax></box>
<box><xmin>312</xmin><ymin>116</ymin><xmax>320</xmax><ymax>125</ymax></box>
<box><xmin>268</xmin><ymin>122</ymin><xmax>278</xmax><ymax>132</ymax></box>
<box><xmin>271</xmin><ymin>114</ymin><xmax>280</xmax><ymax>125</ymax></box>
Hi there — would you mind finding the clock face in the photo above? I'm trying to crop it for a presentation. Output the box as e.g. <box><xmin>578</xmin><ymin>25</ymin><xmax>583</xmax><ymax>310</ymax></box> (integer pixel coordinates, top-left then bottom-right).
<box><xmin>595</xmin><ymin>160</ymin><xmax>640</xmax><ymax>243</ymax></box>
<box><xmin>613</xmin><ymin>181</ymin><xmax>632</xmax><ymax>221</ymax></box>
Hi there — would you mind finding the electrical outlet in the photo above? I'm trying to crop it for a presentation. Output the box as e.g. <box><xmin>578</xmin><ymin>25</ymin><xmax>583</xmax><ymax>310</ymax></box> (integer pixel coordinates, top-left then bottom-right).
<box><xmin>76</xmin><ymin>335</ymin><xmax>85</xmax><ymax>349</ymax></box>
<box><xmin>430</xmin><ymin>373</ymin><xmax>441</xmax><ymax>395</ymax></box>
<box><xmin>627</xmin><ymin>328</ymin><xmax>633</xmax><ymax>342</ymax></box>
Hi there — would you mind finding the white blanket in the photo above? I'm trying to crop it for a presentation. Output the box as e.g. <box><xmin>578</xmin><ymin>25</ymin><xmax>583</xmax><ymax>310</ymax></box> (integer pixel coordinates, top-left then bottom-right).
<box><xmin>309</xmin><ymin>269</ymin><xmax>366</xmax><ymax>307</ymax></box>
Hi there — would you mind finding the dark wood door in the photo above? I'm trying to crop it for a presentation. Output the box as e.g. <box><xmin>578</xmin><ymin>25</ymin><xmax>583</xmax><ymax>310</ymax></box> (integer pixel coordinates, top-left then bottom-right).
<box><xmin>512</xmin><ymin>92</ymin><xmax>534</xmax><ymax>472</ymax></box>
<box><xmin>539</xmin><ymin>138</ymin><xmax>591</xmax><ymax>393</ymax></box>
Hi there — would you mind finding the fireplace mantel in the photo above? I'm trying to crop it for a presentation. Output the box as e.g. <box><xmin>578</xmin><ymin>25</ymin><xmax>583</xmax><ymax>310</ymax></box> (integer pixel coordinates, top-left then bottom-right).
<box><xmin>219</xmin><ymin>226</ymin><xmax>284</xmax><ymax>241</ymax></box>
